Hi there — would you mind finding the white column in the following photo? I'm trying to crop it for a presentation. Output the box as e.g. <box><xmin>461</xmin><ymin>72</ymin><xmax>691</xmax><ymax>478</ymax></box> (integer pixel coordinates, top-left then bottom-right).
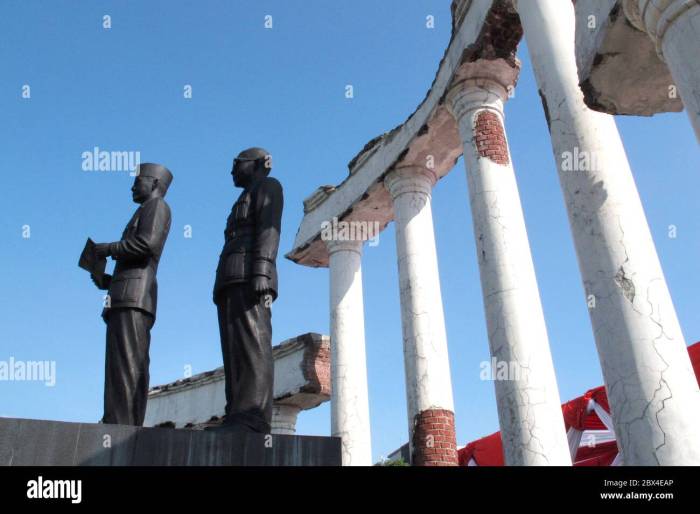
<box><xmin>623</xmin><ymin>0</ymin><xmax>700</xmax><ymax>141</ymax></box>
<box><xmin>326</xmin><ymin>239</ymin><xmax>372</xmax><ymax>466</ymax></box>
<box><xmin>271</xmin><ymin>404</ymin><xmax>301</xmax><ymax>435</ymax></box>
<box><xmin>384</xmin><ymin>166</ymin><xmax>458</xmax><ymax>466</ymax></box>
<box><xmin>516</xmin><ymin>0</ymin><xmax>700</xmax><ymax>465</ymax></box>
<box><xmin>446</xmin><ymin>74</ymin><xmax>571</xmax><ymax>466</ymax></box>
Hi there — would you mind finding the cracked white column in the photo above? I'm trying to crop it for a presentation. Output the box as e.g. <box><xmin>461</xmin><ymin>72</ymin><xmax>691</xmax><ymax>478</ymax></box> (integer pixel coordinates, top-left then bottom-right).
<box><xmin>516</xmin><ymin>0</ymin><xmax>700</xmax><ymax>465</ymax></box>
<box><xmin>623</xmin><ymin>0</ymin><xmax>700</xmax><ymax>141</ymax></box>
<box><xmin>326</xmin><ymin>239</ymin><xmax>372</xmax><ymax>466</ymax></box>
<box><xmin>384</xmin><ymin>166</ymin><xmax>458</xmax><ymax>466</ymax></box>
<box><xmin>446</xmin><ymin>71</ymin><xmax>571</xmax><ymax>466</ymax></box>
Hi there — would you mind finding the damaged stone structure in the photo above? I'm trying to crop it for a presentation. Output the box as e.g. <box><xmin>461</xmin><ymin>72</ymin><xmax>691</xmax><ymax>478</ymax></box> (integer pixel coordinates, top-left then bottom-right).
<box><xmin>286</xmin><ymin>0</ymin><xmax>700</xmax><ymax>466</ymax></box>
<box><xmin>575</xmin><ymin>0</ymin><xmax>700</xmax><ymax>142</ymax></box>
<box><xmin>144</xmin><ymin>333</ymin><xmax>330</xmax><ymax>435</ymax></box>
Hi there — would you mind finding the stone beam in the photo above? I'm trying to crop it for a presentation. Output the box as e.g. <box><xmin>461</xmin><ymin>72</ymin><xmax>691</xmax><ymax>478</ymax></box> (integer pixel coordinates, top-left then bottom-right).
<box><xmin>143</xmin><ymin>333</ymin><xmax>330</xmax><ymax>433</ymax></box>
<box><xmin>286</xmin><ymin>0</ymin><xmax>511</xmax><ymax>268</ymax></box>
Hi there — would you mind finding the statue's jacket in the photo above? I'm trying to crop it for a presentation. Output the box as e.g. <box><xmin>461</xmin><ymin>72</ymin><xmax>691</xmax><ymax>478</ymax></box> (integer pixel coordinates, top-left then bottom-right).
<box><xmin>102</xmin><ymin>197</ymin><xmax>172</xmax><ymax>320</ymax></box>
<box><xmin>214</xmin><ymin>176</ymin><xmax>283</xmax><ymax>303</ymax></box>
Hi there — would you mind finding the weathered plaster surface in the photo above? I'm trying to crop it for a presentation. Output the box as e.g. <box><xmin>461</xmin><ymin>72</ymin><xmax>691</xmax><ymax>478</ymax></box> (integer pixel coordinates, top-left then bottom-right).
<box><xmin>327</xmin><ymin>239</ymin><xmax>372</xmax><ymax>465</ymax></box>
<box><xmin>384</xmin><ymin>166</ymin><xmax>457</xmax><ymax>465</ymax></box>
<box><xmin>447</xmin><ymin>61</ymin><xmax>571</xmax><ymax>466</ymax></box>
<box><xmin>518</xmin><ymin>0</ymin><xmax>700</xmax><ymax>465</ymax></box>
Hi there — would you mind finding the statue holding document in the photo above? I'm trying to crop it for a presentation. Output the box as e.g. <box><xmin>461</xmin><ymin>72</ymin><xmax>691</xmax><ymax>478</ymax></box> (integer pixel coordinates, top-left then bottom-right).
<box><xmin>79</xmin><ymin>163</ymin><xmax>173</xmax><ymax>426</ymax></box>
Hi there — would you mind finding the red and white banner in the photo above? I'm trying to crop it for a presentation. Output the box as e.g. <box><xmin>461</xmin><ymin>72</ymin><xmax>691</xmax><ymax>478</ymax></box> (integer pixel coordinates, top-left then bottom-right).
<box><xmin>459</xmin><ymin>342</ymin><xmax>700</xmax><ymax>466</ymax></box>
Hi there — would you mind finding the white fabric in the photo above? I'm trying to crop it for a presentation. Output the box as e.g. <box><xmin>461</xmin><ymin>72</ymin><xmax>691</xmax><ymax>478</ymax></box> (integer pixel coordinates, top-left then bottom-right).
<box><xmin>589</xmin><ymin>398</ymin><xmax>622</xmax><ymax>465</ymax></box>
<box><xmin>590</xmin><ymin>399</ymin><xmax>616</xmax><ymax>435</ymax></box>
<box><xmin>580</xmin><ymin>429</ymin><xmax>617</xmax><ymax>447</ymax></box>
<box><xmin>567</xmin><ymin>427</ymin><xmax>583</xmax><ymax>458</ymax></box>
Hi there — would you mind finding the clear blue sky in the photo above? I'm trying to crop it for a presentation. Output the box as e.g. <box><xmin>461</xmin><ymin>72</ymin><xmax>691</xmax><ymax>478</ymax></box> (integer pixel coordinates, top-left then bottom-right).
<box><xmin>1</xmin><ymin>1</ymin><xmax>698</xmax><ymax>463</ymax></box>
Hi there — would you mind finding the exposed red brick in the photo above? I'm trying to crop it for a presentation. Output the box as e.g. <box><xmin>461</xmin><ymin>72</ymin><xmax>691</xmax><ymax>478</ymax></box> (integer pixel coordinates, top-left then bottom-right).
<box><xmin>301</xmin><ymin>335</ymin><xmax>331</xmax><ymax>397</ymax></box>
<box><xmin>412</xmin><ymin>408</ymin><xmax>458</xmax><ymax>466</ymax></box>
<box><xmin>474</xmin><ymin>111</ymin><xmax>510</xmax><ymax>166</ymax></box>
<box><xmin>459</xmin><ymin>0</ymin><xmax>523</xmax><ymax>66</ymax></box>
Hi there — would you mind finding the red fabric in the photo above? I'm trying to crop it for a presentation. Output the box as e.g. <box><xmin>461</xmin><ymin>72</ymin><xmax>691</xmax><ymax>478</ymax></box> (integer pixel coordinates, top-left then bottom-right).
<box><xmin>458</xmin><ymin>432</ymin><xmax>503</xmax><ymax>466</ymax></box>
<box><xmin>561</xmin><ymin>386</ymin><xmax>607</xmax><ymax>431</ymax></box>
<box><xmin>690</xmin><ymin>343</ymin><xmax>700</xmax><ymax>388</ymax></box>
<box><xmin>459</xmin><ymin>342</ymin><xmax>700</xmax><ymax>466</ymax></box>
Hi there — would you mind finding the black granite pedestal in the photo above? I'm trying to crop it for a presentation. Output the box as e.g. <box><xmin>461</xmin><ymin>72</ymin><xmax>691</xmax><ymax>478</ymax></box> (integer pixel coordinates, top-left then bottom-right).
<box><xmin>0</xmin><ymin>418</ymin><xmax>341</xmax><ymax>466</ymax></box>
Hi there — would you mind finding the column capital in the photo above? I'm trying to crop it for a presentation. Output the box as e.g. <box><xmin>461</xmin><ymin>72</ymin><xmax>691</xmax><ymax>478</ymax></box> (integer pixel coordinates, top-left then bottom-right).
<box><xmin>271</xmin><ymin>404</ymin><xmax>301</xmax><ymax>435</ymax></box>
<box><xmin>324</xmin><ymin>238</ymin><xmax>363</xmax><ymax>255</ymax></box>
<box><xmin>446</xmin><ymin>79</ymin><xmax>507</xmax><ymax>123</ymax></box>
<box><xmin>384</xmin><ymin>166</ymin><xmax>437</xmax><ymax>200</ymax></box>
<box><xmin>446</xmin><ymin>59</ymin><xmax>519</xmax><ymax>122</ymax></box>
<box><xmin>623</xmin><ymin>0</ymin><xmax>699</xmax><ymax>57</ymax></box>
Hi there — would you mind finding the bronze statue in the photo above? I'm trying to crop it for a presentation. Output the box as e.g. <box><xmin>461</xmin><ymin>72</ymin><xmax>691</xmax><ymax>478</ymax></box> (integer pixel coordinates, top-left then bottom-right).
<box><xmin>84</xmin><ymin>163</ymin><xmax>173</xmax><ymax>426</ymax></box>
<box><xmin>213</xmin><ymin>147</ymin><xmax>283</xmax><ymax>433</ymax></box>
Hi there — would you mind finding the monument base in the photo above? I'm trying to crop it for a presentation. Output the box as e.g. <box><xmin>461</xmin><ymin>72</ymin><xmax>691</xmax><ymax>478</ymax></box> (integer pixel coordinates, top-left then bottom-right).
<box><xmin>0</xmin><ymin>417</ymin><xmax>341</xmax><ymax>466</ymax></box>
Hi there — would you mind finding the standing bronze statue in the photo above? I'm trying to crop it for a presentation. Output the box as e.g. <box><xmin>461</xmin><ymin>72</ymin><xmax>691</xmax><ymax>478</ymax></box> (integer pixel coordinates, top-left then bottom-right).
<box><xmin>213</xmin><ymin>147</ymin><xmax>283</xmax><ymax>433</ymax></box>
<box><xmin>85</xmin><ymin>163</ymin><xmax>173</xmax><ymax>426</ymax></box>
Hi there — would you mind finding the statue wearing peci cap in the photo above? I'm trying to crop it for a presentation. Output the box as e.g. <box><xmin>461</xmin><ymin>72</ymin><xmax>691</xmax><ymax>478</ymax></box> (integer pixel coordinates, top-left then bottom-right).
<box><xmin>88</xmin><ymin>163</ymin><xmax>173</xmax><ymax>426</ymax></box>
